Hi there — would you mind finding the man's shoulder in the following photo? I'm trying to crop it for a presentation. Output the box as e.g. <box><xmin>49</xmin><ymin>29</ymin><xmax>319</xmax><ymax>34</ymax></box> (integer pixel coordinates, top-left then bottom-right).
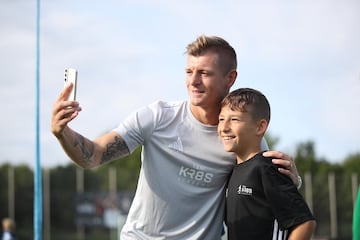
<box><xmin>149</xmin><ymin>100</ymin><xmax>186</xmax><ymax>109</ymax></box>
<box><xmin>147</xmin><ymin>100</ymin><xmax>187</xmax><ymax>116</ymax></box>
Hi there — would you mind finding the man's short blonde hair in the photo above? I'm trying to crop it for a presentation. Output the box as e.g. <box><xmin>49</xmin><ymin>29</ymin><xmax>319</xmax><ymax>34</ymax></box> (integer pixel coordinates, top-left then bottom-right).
<box><xmin>186</xmin><ymin>35</ymin><xmax>237</xmax><ymax>75</ymax></box>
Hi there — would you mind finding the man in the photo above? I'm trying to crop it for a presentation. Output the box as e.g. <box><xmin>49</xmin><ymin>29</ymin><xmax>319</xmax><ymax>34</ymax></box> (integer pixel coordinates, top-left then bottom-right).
<box><xmin>52</xmin><ymin>35</ymin><xmax>300</xmax><ymax>239</ymax></box>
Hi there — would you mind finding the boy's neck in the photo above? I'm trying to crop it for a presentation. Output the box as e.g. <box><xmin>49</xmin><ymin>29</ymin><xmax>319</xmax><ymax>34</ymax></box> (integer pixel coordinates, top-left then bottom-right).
<box><xmin>236</xmin><ymin>148</ymin><xmax>262</xmax><ymax>164</ymax></box>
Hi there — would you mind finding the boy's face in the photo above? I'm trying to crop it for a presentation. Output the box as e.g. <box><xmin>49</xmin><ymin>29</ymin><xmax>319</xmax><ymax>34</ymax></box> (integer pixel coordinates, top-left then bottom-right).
<box><xmin>217</xmin><ymin>105</ymin><xmax>261</xmax><ymax>155</ymax></box>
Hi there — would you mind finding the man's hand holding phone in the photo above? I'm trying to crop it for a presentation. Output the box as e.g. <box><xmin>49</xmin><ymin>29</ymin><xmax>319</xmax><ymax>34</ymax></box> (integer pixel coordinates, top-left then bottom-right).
<box><xmin>64</xmin><ymin>68</ymin><xmax>77</xmax><ymax>101</ymax></box>
<box><xmin>51</xmin><ymin>68</ymin><xmax>81</xmax><ymax>138</ymax></box>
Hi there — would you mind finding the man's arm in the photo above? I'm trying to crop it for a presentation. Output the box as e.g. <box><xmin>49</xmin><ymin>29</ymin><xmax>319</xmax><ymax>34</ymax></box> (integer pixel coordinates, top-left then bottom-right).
<box><xmin>288</xmin><ymin>220</ymin><xmax>316</xmax><ymax>240</ymax></box>
<box><xmin>51</xmin><ymin>83</ymin><xmax>130</xmax><ymax>168</ymax></box>
<box><xmin>55</xmin><ymin>127</ymin><xmax>130</xmax><ymax>168</ymax></box>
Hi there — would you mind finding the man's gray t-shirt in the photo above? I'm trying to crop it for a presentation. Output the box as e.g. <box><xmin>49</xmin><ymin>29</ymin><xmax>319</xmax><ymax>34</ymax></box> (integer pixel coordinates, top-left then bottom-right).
<box><xmin>114</xmin><ymin>100</ymin><xmax>235</xmax><ymax>239</ymax></box>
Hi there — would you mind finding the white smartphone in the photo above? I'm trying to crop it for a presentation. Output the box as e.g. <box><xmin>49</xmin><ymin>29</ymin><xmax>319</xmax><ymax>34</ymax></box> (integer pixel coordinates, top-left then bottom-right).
<box><xmin>64</xmin><ymin>68</ymin><xmax>78</xmax><ymax>101</ymax></box>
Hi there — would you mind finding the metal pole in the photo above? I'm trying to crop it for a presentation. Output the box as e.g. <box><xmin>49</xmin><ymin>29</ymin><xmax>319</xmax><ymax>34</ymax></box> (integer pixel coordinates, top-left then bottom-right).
<box><xmin>328</xmin><ymin>173</ymin><xmax>337</xmax><ymax>239</ymax></box>
<box><xmin>109</xmin><ymin>167</ymin><xmax>117</xmax><ymax>240</ymax></box>
<box><xmin>109</xmin><ymin>167</ymin><xmax>117</xmax><ymax>195</ymax></box>
<box><xmin>43</xmin><ymin>169</ymin><xmax>51</xmax><ymax>240</ymax></box>
<box><xmin>34</xmin><ymin>0</ymin><xmax>43</xmax><ymax>239</ymax></box>
<box><xmin>8</xmin><ymin>166</ymin><xmax>15</xmax><ymax>219</ymax></box>
<box><xmin>76</xmin><ymin>168</ymin><xmax>85</xmax><ymax>240</ymax></box>
<box><xmin>304</xmin><ymin>172</ymin><xmax>313</xmax><ymax>213</ymax></box>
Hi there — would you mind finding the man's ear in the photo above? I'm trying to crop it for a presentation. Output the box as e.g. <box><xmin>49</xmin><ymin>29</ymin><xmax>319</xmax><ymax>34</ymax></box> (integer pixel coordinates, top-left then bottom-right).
<box><xmin>226</xmin><ymin>69</ymin><xmax>237</xmax><ymax>89</ymax></box>
<box><xmin>256</xmin><ymin>119</ymin><xmax>268</xmax><ymax>136</ymax></box>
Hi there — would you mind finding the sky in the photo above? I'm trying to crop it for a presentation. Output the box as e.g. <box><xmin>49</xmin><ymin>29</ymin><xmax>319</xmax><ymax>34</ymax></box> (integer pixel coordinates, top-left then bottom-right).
<box><xmin>0</xmin><ymin>0</ymin><xmax>359</xmax><ymax>168</ymax></box>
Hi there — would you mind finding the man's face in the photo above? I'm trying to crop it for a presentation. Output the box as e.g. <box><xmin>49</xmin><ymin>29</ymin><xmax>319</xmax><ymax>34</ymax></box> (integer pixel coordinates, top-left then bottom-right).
<box><xmin>185</xmin><ymin>51</ymin><xmax>233</xmax><ymax>110</ymax></box>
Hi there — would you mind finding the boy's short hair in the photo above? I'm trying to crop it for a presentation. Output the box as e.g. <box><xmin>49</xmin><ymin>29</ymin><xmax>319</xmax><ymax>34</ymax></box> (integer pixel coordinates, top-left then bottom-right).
<box><xmin>221</xmin><ymin>88</ymin><xmax>270</xmax><ymax>123</ymax></box>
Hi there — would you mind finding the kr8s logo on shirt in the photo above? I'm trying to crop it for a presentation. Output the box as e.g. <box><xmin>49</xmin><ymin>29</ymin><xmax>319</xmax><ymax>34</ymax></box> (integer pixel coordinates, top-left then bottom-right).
<box><xmin>178</xmin><ymin>165</ymin><xmax>214</xmax><ymax>186</ymax></box>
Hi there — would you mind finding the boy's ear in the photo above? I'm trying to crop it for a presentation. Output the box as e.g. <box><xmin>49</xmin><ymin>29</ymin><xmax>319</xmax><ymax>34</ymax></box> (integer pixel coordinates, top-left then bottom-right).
<box><xmin>256</xmin><ymin>119</ymin><xmax>268</xmax><ymax>136</ymax></box>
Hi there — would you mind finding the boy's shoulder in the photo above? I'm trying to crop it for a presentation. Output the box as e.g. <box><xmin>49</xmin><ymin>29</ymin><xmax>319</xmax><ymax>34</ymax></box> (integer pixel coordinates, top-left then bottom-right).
<box><xmin>252</xmin><ymin>151</ymin><xmax>273</xmax><ymax>165</ymax></box>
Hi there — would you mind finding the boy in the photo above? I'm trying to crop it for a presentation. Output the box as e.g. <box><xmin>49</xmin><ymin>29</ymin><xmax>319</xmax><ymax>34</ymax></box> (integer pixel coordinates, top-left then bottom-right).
<box><xmin>218</xmin><ymin>88</ymin><xmax>316</xmax><ymax>239</ymax></box>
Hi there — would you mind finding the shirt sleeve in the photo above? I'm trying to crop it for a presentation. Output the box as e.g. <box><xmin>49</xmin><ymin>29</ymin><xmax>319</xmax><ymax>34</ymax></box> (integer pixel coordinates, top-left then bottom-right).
<box><xmin>112</xmin><ymin>103</ymin><xmax>157</xmax><ymax>153</ymax></box>
<box><xmin>261</xmin><ymin>163</ymin><xmax>315</xmax><ymax>230</ymax></box>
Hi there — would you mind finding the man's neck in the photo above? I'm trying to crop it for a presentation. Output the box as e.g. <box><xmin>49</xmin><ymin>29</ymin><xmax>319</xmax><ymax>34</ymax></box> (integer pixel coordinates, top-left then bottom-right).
<box><xmin>190</xmin><ymin>104</ymin><xmax>220</xmax><ymax>125</ymax></box>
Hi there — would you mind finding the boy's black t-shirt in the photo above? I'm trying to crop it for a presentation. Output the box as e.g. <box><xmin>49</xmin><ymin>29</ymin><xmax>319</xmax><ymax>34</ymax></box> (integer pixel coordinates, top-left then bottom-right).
<box><xmin>226</xmin><ymin>152</ymin><xmax>315</xmax><ymax>240</ymax></box>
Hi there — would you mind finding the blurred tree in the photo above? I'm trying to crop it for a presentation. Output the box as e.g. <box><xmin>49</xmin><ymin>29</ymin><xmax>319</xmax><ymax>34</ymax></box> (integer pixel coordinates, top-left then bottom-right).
<box><xmin>50</xmin><ymin>165</ymin><xmax>77</xmax><ymax>229</ymax></box>
<box><xmin>0</xmin><ymin>164</ymin><xmax>34</xmax><ymax>239</ymax></box>
<box><xmin>49</xmin><ymin>161</ymin><xmax>110</xmax><ymax>229</ymax></box>
<box><xmin>0</xmin><ymin>164</ymin><xmax>10</xmax><ymax>217</ymax></box>
<box><xmin>294</xmin><ymin>141</ymin><xmax>317</xmax><ymax>174</ymax></box>
<box><xmin>343</xmin><ymin>153</ymin><xmax>360</xmax><ymax>174</ymax></box>
<box><xmin>264</xmin><ymin>131</ymin><xmax>280</xmax><ymax>150</ymax></box>
<box><xmin>91</xmin><ymin>146</ymin><xmax>142</xmax><ymax>191</ymax></box>
<box><xmin>294</xmin><ymin>141</ymin><xmax>330</xmax><ymax>236</ymax></box>
<box><xmin>293</xmin><ymin>140</ymin><xmax>360</xmax><ymax>237</ymax></box>
<box><xmin>1</xmin><ymin>140</ymin><xmax>360</xmax><ymax>239</ymax></box>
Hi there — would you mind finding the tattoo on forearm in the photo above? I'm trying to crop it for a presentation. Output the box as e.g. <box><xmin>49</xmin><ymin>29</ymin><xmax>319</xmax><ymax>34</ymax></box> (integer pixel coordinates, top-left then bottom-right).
<box><xmin>101</xmin><ymin>136</ymin><xmax>130</xmax><ymax>164</ymax></box>
<box><xmin>73</xmin><ymin>135</ymin><xmax>95</xmax><ymax>165</ymax></box>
